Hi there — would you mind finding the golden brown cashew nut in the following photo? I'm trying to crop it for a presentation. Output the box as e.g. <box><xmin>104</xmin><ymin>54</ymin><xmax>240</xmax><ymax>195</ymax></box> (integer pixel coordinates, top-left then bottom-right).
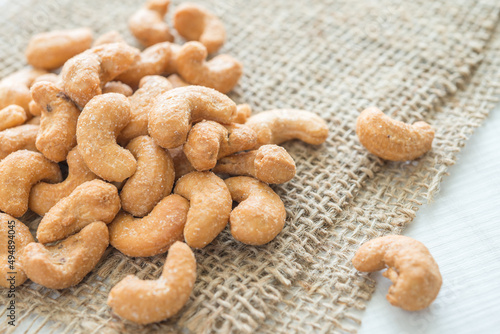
<box><xmin>93</xmin><ymin>30</ymin><xmax>126</xmax><ymax>47</ymax></box>
<box><xmin>353</xmin><ymin>235</ymin><xmax>442</xmax><ymax>311</ymax></box>
<box><xmin>234</xmin><ymin>104</ymin><xmax>252</xmax><ymax>124</ymax></box>
<box><xmin>148</xmin><ymin>86</ymin><xmax>237</xmax><ymax>149</ymax></box>
<box><xmin>0</xmin><ymin>68</ymin><xmax>48</xmax><ymax>112</ymax></box>
<box><xmin>0</xmin><ymin>125</ymin><xmax>39</xmax><ymax>160</ymax></box>
<box><xmin>173</xmin><ymin>3</ymin><xmax>225</xmax><ymax>54</ymax></box>
<box><xmin>21</xmin><ymin>221</ymin><xmax>109</xmax><ymax>290</ymax></box>
<box><xmin>213</xmin><ymin>145</ymin><xmax>296</xmax><ymax>184</ymax></box>
<box><xmin>102</xmin><ymin>81</ymin><xmax>133</xmax><ymax>96</ymax></box>
<box><xmin>176</xmin><ymin>42</ymin><xmax>242</xmax><ymax>94</ymax></box>
<box><xmin>225</xmin><ymin>177</ymin><xmax>286</xmax><ymax>245</ymax></box>
<box><xmin>61</xmin><ymin>43</ymin><xmax>140</xmax><ymax>108</ymax></box>
<box><xmin>129</xmin><ymin>0</ymin><xmax>174</xmax><ymax>47</ymax></box>
<box><xmin>174</xmin><ymin>171</ymin><xmax>232</xmax><ymax>248</ymax></box>
<box><xmin>356</xmin><ymin>107</ymin><xmax>435</xmax><ymax>161</ymax></box>
<box><xmin>169</xmin><ymin>147</ymin><xmax>196</xmax><ymax>181</ymax></box>
<box><xmin>29</xmin><ymin>73</ymin><xmax>62</xmax><ymax>117</ymax></box>
<box><xmin>77</xmin><ymin>93</ymin><xmax>137</xmax><ymax>182</ymax></box>
<box><xmin>29</xmin><ymin>147</ymin><xmax>98</xmax><ymax>216</ymax></box>
<box><xmin>108</xmin><ymin>241</ymin><xmax>196</xmax><ymax>324</ymax></box>
<box><xmin>0</xmin><ymin>105</ymin><xmax>27</xmax><ymax>131</ymax></box>
<box><xmin>183</xmin><ymin>121</ymin><xmax>257</xmax><ymax>171</ymax></box>
<box><xmin>246</xmin><ymin>109</ymin><xmax>329</xmax><ymax>148</ymax></box>
<box><xmin>121</xmin><ymin>136</ymin><xmax>175</xmax><ymax>217</ymax></box>
<box><xmin>0</xmin><ymin>214</ymin><xmax>35</xmax><ymax>288</ymax></box>
<box><xmin>109</xmin><ymin>195</ymin><xmax>188</xmax><ymax>257</ymax></box>
<box><xmin>0</xmin><ymin>150</ymin><xmax>61</xmax><ymax>217</ymax></box>
<box><xmin>36</xmin><ymin>180</ymin><xmax>119</xmax><ymax>244</ymax></box>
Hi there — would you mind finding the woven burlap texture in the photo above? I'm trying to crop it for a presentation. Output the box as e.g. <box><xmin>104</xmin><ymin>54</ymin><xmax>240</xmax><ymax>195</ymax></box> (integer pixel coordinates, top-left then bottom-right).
<box><xmin>0</xmin><ymin>0</ymin><xmax>499</xmax><ymax>333</ymax></box>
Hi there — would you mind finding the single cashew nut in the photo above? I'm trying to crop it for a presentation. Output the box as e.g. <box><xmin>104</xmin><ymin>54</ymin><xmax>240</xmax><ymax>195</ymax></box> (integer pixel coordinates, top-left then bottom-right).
<box><xmin>121</xmin><ymin>136</ymin><xmax>175</xmax><ymax>217</ymax></box>
<box><xmin>129</xmin><ymin>0</ymin><xmax>174</xmax><ymax>47</ymax></box>
<box><xmin>148</xmin><ymin>86</ymin><xmax>236</xmax><ymax>149</ymax></box>
<box><xmin>29</xmin><ymin>73</ymin><xmax>63</xmax><ymax>117</ymax></box>
<box><xmin>102</xmin><ymin>81</ymin><xmax>133</xmax><ymax>96</ymax></box>
<box><xmin>0</xmin><ymin>150</ymin><xmax>61</xmax><ymax>217</ymax></box>
<box><xmin>183</xmin><ymin>121</ymin><xmax>257</xmax><ymax>171</ymax></box>
<box><xmin>25</xmin><ymin>28</ymin><xmax>93</xmax><ymax>70</ymax></box>
<box><xmin>176</xmin><ymin>41</ymin><xmax>242</xmax><ymax>94</ymax></box>
<box><xmin>0</xmin><ymin>214</ymin><xmax>34</xmax><ymax>288</ymax></box>
<box><xmin>173</xmin><ymin>3</ymin><xmax>225</xmax><ymax>54</ymax></box>
<box><xmin>0</xmin><ymin>125</ymin><xmax>39</xmax><ymax>160</ymax></box>
<box><xmin>77</xmin><ymin>93</ymin><xmax>137</xmax><ymax>182</ymax></box>
<box><xmin>167</xmin><ymin>74</ymin><xmax>189</xmax><ymax>88</ymax></box>
<box><xmin>353</xmin><ymin>235</ymin><xmax>442</xmax><ymax>311</ymax></box>
<box><xmin>21</xmin><ymin>221</ymin><xmax>109</xmax><ymax>290</ymax></box>
<box><xmin>225</xmin><ymin>177</ymin><xmax>286</xmax><ymax>245</ymax></box>
<box><xmin>0</xmin><ymin>68</ymin><xmax>48</xmax><ymax>112</ymax></box>
<box><xmin>356</xmin><ymin>107</ymin><xmax>435</xmax><ymax>161</ymax></box>
<box><xmin>108</xmin><ymin>241</ymin><xmax>196</xmax><ymax>324</ymax></box>
<box><xmin>213</xmin><ymin>145</ymin><xmax>296</xmax><ymax>184</ymax></box>
<box><xmin>93</xmin><ymin>30</ymin><xmax>126</xmax><ymax>47</ymax></box>
<box><xmin>174</xmin><ymin>171</ymin><xmax>232</xmax><ymax>248</ymax></box>
<box><xmin>29</xmin><ymin>147</ymin><xmax>98</xmax><ymax>216</ymax></box>
<box><xmin>0</xmin><ymin>105</ymin><xmax>28</xmax><ymax>131</ymax></box>
<box><xmin>109</xmin><ymin>194</ymin><xmax>189</xmax><ymax>257</ymax></box>
<box><xmin>169</xmin><ymin>147</ymin><xmax>196</xmax><ymax>181</ymax></box>
<box><xmin>234</xmin><ymin>104</ymin><xmax>252</xmax><ymax>124</ymax></box>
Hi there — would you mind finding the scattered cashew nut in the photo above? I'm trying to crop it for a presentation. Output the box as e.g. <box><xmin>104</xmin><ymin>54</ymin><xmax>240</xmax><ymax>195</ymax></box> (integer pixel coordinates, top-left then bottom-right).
<box><xmin>0</xmin><ymin>124</ymin><xmax>39</xmax><ymax>160</ymax></box>
<box><xmin>0</xmin><ymin>105</ymin><xmax>28</xmax><ymax>131</ymax></box>
<box><xmin>0</xmin><ymin>68</ymin><xmax>48</xmax><ymax>112</ymax></box>
<box><xmin>129</xmin><ymin>0</ymin><xmax>174</xmax><ymax>47</ymax></box>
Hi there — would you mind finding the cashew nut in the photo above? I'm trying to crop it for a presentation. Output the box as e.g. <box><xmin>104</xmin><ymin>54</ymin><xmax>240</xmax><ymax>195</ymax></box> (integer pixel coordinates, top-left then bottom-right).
<box><xmin>173</xmin><ymin>3</ymin><xmax>225</xmax><ymax>54</ymax></box>
<box><xmin>129</xmin><ymin>0</ymin><xmax>173</xmax><ymax>47</ymax></box>
<box><xmin>183</xmin><ymin>121</ymin><xmax>257</xmax><ymax>171</ymax></box>
<box><xmin>29</xmin><ymin>73</ymin><xmax>62</xmax><ymax>117</ymax></box>
<box><xmin>25</xmin><ymin>28</ymin><xmax>93</xmax><ymax>70</ymax></box>
<box><xmin>356</xmin><ymin>107</ymin><xmax>435</xmax><ymax>161</ymax></box>
<box><xmin>107</xmin><ymin>241</ymin><xmax>196</xmax><ymax>324</ymax></box>
<box><xmin>0</xmin><ymin>68</ymin><xmax>48</xmax><ymax>112</ymax></box>
<box><xmin>352</xmin><ymin>235</ymin><xmax>442</xmax><ymax>311</ymax></box>
<box><xmin>174</xmin><ymin>171</ymin><xmax>232</xmax><ymax>248</ymax></box>
<box><xmin>176</xmin><ymin>41</ymin><xmax>242</xmax><ymax>94</ymax></box>
<box><xmin>167</xmin><ymin>74</ymin><xmax>189</xmax><ymax>88</ymax></box>
<box><xmin>148</xmin><ymin>86</ymin><xmax>237</xmax><ymax>149</ymax></box>
<box><xmin>77</xmin><ymin>93</ymin><xmax>137</xmax><ymax>182</ymax></box>
<box><xmin>213</xmin><ymin>145</ymin><xmax>296</xmax><ymax>184</ymax></box>
<box><xmin>169</xmin><ymin>147</ymin><xmax>196</xmax><ymax>181</ymax></box>
<box><xmin>109</xmin><ymin>194</ymin><xmax>188</xmax><ymax>257</ymax></box>
<box><xmin>93</xmin><ymin>30</ymin><xmax>125</xmax><ymax>47</ymax></box>
<box><xmin>234</xmin><ymin>104</ymin><xmax>252</xmax><ymax>124</ymax></box>
<box><xmin>102</xmin><ymin>81</ymin><xmax>133</xmax><ymax>97</ymax></box>
<box><xmin>0</xmin><ymin>105</ymin><xmax>27</xmax><ymax>131</ymax></box>
<box><xmin>61</xmin><ymin>43</ymin><xmax>140</xmax><ymax>108</ymax></box>
<box><xmin>21</xmin><ymin>221</ymin><xmax>109</xmax><ymax>290</ymax></box>
<box><xmin>0</xmin><ymin>150</ymin><xmax>61</xmax><ymax>217</ymax></box>
<box><xmin>0</xmin><ymin>125</ymin><xmax>39</xmax><ymax>160</ymax></box>
<box><xmin>0</xmin><ymin>214</ymin><xmax>34</xmax><ymax>288</ymax></box>
<box><xmin>225</xmin><ymin>177</ymin><xmax>286</xmax><ymax>245</ymax></box>
<box><xmin>29</xmin><ymin>146</ymin><xmax>98</xmax><ymax>216</ymax></box>
<box><xmin>120</xmin><ymin>136</ymin><xmax>175</xmax><ymax>217</ymax></box>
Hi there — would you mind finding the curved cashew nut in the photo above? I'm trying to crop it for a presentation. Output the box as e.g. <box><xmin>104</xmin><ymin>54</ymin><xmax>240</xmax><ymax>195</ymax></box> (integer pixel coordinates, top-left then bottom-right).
<box><xmin>108</xmin><ymin>241</ymin><xmax>196</xmax><ymax>324</ymax></box>
<box><xmin>77</xmin><ymin>93</ymin><xmax>137</xmax><ymax>182</ymax></box>
<box><xmin>183</xmin><ymin>120</ymin><xmax>257</xmax><ymax>171</ymax></box>
<box><xmin>353</xmin><ymin>235</ymin><xmax>442</xmax><ymax>311</ymax></box>
<box><xmin>0</xmin><ymin>124</ymin><xmax>39</xmax><ymax>160</ymax></box>
<box><xmin>120</xmin><ymin>136</ymin><xmax>175</xmax><ymax>217</ymax></box>
<box><xmin>174</xmin><ymin>171</ymin><xmax>232</xmax><ymax>248</ymax></box>
<box><xmin>0</xmin><ymin>105</ymin><xmax>28</xmax><ymax>131</ymax></box>
<box><xmin>29</xmin><ymin>146</ymin><xmax>98</xmax><ymax>216</ymax></box>
<box><xmin>173</xmin><ymin>3</ymin><xmax>225</xmax><ymax>54</ymax></box>
<box><xmin>169</xmin><ymin>147</ymin><xmax>196</xmax><ymax>181</ymax></box>
<box><xmin>0</xmin><ymin>150</ymin><xmax>61</xmax><ymax>217</ymax></box>
<box><xmin>93</xmin><ymin>30</ymin><xmax>125</xmax><ymax>47</ymax></box>
<box><xmin>21</xmin><ymin>221</ymin><xmax>109</xmax><ymax>290</ymax></box>
<box><xmin>0</xmin><ymin>214</ymin><xmax>34</xmax><ymax>288</ymax></box>
<box><xmin>109</xmin><ymin>194</ymin><xmax>189</xmax><ymax>257</ymax></box>
<box><xmin>102</xmin><ymin>81</ymin><xmax>133</xmax><ymax>96</ymax></box>
<box><xmin>356</xmin><ymin>107</ymin><xmax>435</xmax><ymax>161</ymax></box>
<box><xmin>246</xmin><ymin>109</ymin><xmax>329</xmax><ymax>148</ymax></box>
<box><xmin>0</xmin><ymin>68</ymin><xmax>48</xmax><ymax>112</ymax></box>
<box><xmin>225</xmin><ymin>177</ymin><xmax>286</xmax><ymax>245</ymax></box>
<box><xmin>213</xmin><ymin>144</ymin><xmax>296</xmax><ymax>184</ymax></box>
<box><xmin>148</xmin><ymin>86</ymin><xmax>237</xmax><ymax>149</ymax></box>
<box><xmin>129</xmin><ymin>0</ymin><xmax>173</xmax><ymax>47</ymax></box>
<box><xmin>176</xmin><ymin>42</ymin><xmax>242</xmax><ymax>94</ymax></box>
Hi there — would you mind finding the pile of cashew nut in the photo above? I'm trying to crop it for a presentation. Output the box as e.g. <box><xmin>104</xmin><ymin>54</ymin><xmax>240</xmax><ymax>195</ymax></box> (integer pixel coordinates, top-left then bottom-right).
<box><xmin>0</xmin><ymin>0</ymin><xmax>330</xmax><ymax>326</ymax></box>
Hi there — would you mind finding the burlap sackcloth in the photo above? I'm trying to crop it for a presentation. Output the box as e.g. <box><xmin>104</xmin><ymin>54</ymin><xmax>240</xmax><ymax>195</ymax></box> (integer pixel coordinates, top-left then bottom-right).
<box><xmin>0</xmin><ymin>0</ymin><xmax>499</xmax><ymax>333</ymax></box>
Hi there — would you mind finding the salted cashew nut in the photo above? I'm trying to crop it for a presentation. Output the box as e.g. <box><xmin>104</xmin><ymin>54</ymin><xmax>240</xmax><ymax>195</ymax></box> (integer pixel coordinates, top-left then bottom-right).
<box><xmin>356</xmin><ymin>107</ymin><xmax>435</xmax><ymax>161</ymax></box>
<box><xmin>29</xmin><ymin>73</ymin><xmax>62</xmax><ymax>117</ymax></box>
<box><xmin>167</xmin><ymin>74</ymin><xmax>189</xmax><ymax>88</ymax></box>
<box><xmin>129</xmin><ymin>0</ymin><xmax>174</xmax><ymax>47</ymax></box>
<box><xmin>225</xmin><ymin>177</ymin><xmax>286</xmax><ymax>245</ymax></box>
<box><xmin>61</xmin><ymin>43</ymin><xmax>140</xmax><ymax>108</ymax></box>
<box><xmin>0</xmin><ymin>150</ymin><xmax>61</xmax><ymax>217</ymax></box>
<box><xmin>0</xmin><ymin>105</ymin><xmax>27</xmax><ymax>131</ymax></box>
<box><xmin>120</xmin><ymin>136</ymin><xmax>175</xmax><ymax>217</ymax></box>
<box><xmin>173</xmin><ymin>3</ymin><xmax>225</xmax><ymax>54</ymax></box>
<box><xmin>0</xmin><ymin>125</ymin><xmax>39</xmax><ymax>160</ymax></box>
<box><xmin>29</xmin><ymin>147</ymin><xmax>98</xmax><ymax>216</ymax></box>
<box><xmin>213</xmin><ymin>144</ymin><xmax>296</xmax><ymax>184</ymax></box>
<box><xmin>148</xmin><ymin>86</ymin><xmax>237</xmax><ymax>149</ymax></box>
<box><xmin>352</xmin><ymin>235</ymin><xmax>442</xmax><ymax>311</ymax></box>
<box><xmin>109</xmin><ymin>194</ymin><xmax>188</xmax><ymax>257</ymax></box>
<box><xmin>174</xmin><ymin>171</ymin><xmax>232</xmax><ymax>248</ymax></box>
<box><xmin>77</xmin><ymin>93</ymin><xmax>137</xmax><ymax>182</ymax></box>
<box><xmin>21</xmin><ymin>221</ymin><xmax>109</xmax><ymax>290</ymax></box>
<box><xmin>183</xmin><ymin>121</ymin><xmax>257</xmax><ymax>171</ymax></box>
<box><xmin>0</xmin><ymin>214</ymin><xmax>34</xmax><ymax>288</ymax></box>
<box><xmin>0</xmin><ymin>68</ymin><xmax>48</xmax><ymax>112</ymax></box>
<box><xmin>234</xmin><ymin>104</ymin><xmax>252</xmax><ymax>124</ymax></box>
<box><xmin>176</xmin><ymin>41</ymin><xmax>242</xmax><ymax>94</ymax></box>
<box><xmin>93</xmin><ymin>30</ymin><xmax>126</xmax><ymax>47</ymax></box>
<box><xmin>102</xmin><ymin>81</ymin><xmax>133</xmax><ymax>96</ymax></box>
<box><xmin>169</xmin><ymin>147</ymin><xmax>195</xmax><ymax>181</ymax></box>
